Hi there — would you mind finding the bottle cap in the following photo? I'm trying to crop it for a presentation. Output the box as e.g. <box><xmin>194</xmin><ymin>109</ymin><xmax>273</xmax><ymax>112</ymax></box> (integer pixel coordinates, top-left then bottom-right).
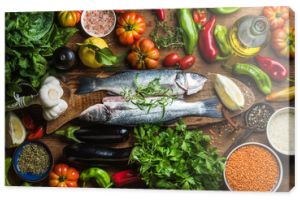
<box><xmin>237</xmin><ymin>15</ymin><xmax>270</xmax><ymax>48</ymax></box>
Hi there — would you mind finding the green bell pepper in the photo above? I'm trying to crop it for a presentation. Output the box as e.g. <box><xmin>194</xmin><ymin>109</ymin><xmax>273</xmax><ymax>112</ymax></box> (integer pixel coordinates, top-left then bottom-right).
<box><xmin>177</xmin><ymin>9</ymin><xmax>198</xmax><ymax>55</ymax></box>
<box><xmin>80</xmin><ymin>167</ymin><xmax>112</xmax><ymax>188</ymax></box>
<box><xmin>209</xmin><ymin>7</ymin><xmax>240</xmax><ymax>15</ymax></box>
<box><xmin>214</xmin><ymin>24</ymin><xmax>232</xmax><ymax>57</ymax></box>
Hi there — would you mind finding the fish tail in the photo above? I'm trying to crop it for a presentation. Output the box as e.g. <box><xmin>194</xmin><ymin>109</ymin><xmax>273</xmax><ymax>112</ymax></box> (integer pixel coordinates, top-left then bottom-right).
<box><xmin>200</xmin><ymin>98</ymin><xmax>223</xmax><ymax>118</ymax></box>
<box><xmin>76</xmin><ymin>77</ymin><xmax>103</xmax><ymax>95</ymax></box>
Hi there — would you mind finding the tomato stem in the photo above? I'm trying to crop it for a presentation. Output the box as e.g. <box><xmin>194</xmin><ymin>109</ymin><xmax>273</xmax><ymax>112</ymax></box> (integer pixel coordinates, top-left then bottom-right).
<box><xmin>59</xmin><ymin>176</ymin><xmax>66</xmax><ymax>183</ymax></box>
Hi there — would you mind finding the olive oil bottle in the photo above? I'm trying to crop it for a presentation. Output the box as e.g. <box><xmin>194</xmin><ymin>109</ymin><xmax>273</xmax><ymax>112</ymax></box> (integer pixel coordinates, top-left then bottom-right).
<box><xmin>224</xmin><ymin>15</ymin><xmax>270</xmax><ymax>68</ymax></box>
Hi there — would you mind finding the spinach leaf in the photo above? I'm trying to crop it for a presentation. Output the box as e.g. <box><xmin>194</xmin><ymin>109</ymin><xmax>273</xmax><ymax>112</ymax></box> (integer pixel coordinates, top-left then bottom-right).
<box><xmin>5</xmin><ymin>12</ymin><xmax>78</xmax><ymax>101</ymax></box>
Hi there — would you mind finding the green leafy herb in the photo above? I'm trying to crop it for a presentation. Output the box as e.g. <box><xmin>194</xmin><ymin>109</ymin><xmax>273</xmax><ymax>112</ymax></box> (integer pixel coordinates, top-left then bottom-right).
<box><xmin>77</xmin><ymin>43</ymin><xmax>125</xmax><ymax>66</ymax></box>
<box><xmin>121</xmin><ymin>75</ymin><xmax>176</xmax><ymax>117</ymax></box>
<box><xmin>5</xmin><ymin>12</ymin><xmax>78</xmax><ymax>102</ymax></box>
<box><xmin>130</xmin><ymin>120</ymin><xmax>225</xmax><ymax>190</ymax></box>
<box><xmin>150</xmin><ymin>21</ymin><xmax>184</xmax><ymax>49</ymax></box>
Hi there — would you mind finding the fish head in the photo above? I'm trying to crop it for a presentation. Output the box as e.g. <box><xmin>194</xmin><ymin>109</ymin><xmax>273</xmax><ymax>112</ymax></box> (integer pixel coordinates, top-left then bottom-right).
<box><xmin>176</xmin><ymin>72</ymin><xmax>208</xmax><ymax>95</ymax></box>
<box><xmin>80</xmin><ymin>104</ymin><xmax>110</xmax><ymax>122</ymax></box>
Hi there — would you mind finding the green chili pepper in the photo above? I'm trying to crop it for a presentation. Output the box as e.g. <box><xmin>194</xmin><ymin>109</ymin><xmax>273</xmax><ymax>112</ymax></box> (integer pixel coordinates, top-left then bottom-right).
<box><xmin>55</xmin><ymin>126</ymin><xmax>81</xmax><ymax>143</ymax></box>
<box><xmin>5</xmin><ymin>157</ymin><xmax>12</xmax><ymax>186</ymax></box>
<box><xmin>209</xmin><ymin>8</ymin><xmax>240</xmax><ymax>15</ymax></box>
<box><xmin>22</xmin><ymin>182</ymin><xmax>31</xmax><ymax>186</ymax></box>
<box><xmin>233</xmin><ymin>63</ymin><xmax>272</xmax><ymax>95</ymax></box>
<box><xmin>214</xmin><ymin>24</ymin><xmax>232</xmax><ymax>57</ymax></box>
<box><xmin>177</xmin><ymin>9</ymin><xmax>198</xmax><ymax>55</ymax></box>
<box><xmin>80</xmin><ymin>167</ymin><xmax>112</xmax><ymax>188</ymax></box>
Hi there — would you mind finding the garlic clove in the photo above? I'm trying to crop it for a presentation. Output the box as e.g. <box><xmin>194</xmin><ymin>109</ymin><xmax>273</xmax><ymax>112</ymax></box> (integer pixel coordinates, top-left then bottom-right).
<box><xmin>43</xmin><ymin>76</ymin><xmax>60</xmax><ymax>86</ymax></box>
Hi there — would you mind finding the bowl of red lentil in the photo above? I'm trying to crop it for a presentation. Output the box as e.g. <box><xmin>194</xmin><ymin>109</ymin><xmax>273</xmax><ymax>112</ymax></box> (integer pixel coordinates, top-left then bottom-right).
<box><xmin>224</xmin><ymin>142</ymin><xmax>283</xmax><ymax>192</ymax></box>
<box><xmin>81</xmin><ymin>10</ymin><xmax>117</xmax><ymax>38</ymax></box>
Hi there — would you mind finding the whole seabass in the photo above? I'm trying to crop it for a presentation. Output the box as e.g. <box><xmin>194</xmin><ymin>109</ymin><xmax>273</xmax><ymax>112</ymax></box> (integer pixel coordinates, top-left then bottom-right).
<box><xmin>76</xmin><ymin>70</ymin><xmax>207</xmax><ymax>96</ymax></box>
<box><xmin>79</xmin><ymin>96</ymin><xmax>222</xmax><ymax>125</ymax></box>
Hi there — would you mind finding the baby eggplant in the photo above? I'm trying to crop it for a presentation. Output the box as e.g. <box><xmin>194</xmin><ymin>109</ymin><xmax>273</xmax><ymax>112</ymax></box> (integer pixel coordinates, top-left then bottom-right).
<box><xmin>74</xmin><ymin>127</ymin><xmax>129</xmax><ymax>144</ymax></box>
<box><xmin>52</xmin><ymin>46</ymin><xmax>76</xmax><ymax>70</ymax></box>
<box><xmin>63</xmin><ymin>143</ymin><xmax>132</xmax><ymax>166</ymax></box>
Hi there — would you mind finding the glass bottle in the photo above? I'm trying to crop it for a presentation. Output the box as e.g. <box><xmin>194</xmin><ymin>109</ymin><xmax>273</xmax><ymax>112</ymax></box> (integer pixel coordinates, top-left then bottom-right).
<box><xmin>224</xmin><ymin>15</ymin><xmax>270</xmax><ymax>68</ymax></box>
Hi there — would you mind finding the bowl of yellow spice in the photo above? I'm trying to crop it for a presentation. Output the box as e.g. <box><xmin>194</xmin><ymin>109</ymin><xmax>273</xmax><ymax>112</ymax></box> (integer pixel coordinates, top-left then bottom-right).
<box><xmin>13</xmin><ymin>141</ymin><xmax>53</xmax><ymax>182</ymax></box>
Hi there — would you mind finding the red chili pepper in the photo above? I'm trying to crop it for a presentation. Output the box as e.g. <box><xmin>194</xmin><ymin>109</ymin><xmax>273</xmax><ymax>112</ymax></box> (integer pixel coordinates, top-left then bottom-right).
<box><xmin>114</xmin><ymin>10</ymin><xmax>125</xmax><ymax>14</ymax></box>
<box><xmin>112</xmin><ymin>169</ymin><xmax>141</xmax><ymax>187</ymax></box>
<box><xmin>155</xmin><ymin>9</ymin><xmax>166</xmax><ymax>21</ymax></box>
<box><xmin>27</xmin><ymin>126</ymin><xmax>44</xmax><ymax>140</ymax></box>
<box><xmin>192</xmin><ymin>9</ymin><xmax>208</xmax><ymax>30</ymax></box>
<box><xmin>22</xmin><ymin>114</ymin><xmax>36</xmax><ymax>130</ymax></box>
<box><xmin>255</xmin><ymin>55</ymin><xmax>288</xmax><ymax>81</ymax></box>
<box><xmin>198</xmin><ymin>16</ymin><xmax>226</xmax><ymax>63</ymax></box>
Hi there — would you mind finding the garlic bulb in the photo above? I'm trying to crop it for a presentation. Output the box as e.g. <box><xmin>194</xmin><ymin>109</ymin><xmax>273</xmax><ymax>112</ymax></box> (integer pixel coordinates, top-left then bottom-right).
<box><xmin>43</xmin><ymin>99</ymin><xmax>68</xmax><ymax>121</ymax></box>
<box><xmin>39</xmin><ymin>76</ymin><xmax>64</xmax><ymax>108</ymax></box>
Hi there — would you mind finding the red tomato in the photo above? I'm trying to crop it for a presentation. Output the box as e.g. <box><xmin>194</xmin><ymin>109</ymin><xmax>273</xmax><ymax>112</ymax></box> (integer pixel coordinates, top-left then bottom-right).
<box><xmin>263</xmin><ymin>6</ymin><xmax>289</xmax><ymax>30</ymax></box>
<box><xmin>49</xmin><ymin>164</ymin><xmax>80</xmax><ymax>187</ymax></box>
<box><xmin>116</xmin><ymin>12</ymin><xmax>146</xmax><ymax>46</ymax></box>
<box><xmin>127</xmin><ymin>38</ymin><xmax>160</xmax><ymax>69</ymax></box>
<box><xmin>179</xmin><ymin>55</ymin><xmax>196</xmax><ymax>70</ymax></box>
<box><xmin>272</xmin><ymin>24</ymin><xmax>295</xmax><ymax>58</ymax></box>
<box><xmin>163</xmin><ymin>53</ymin><xmax>181</xmax><ymax>67</ymax></box>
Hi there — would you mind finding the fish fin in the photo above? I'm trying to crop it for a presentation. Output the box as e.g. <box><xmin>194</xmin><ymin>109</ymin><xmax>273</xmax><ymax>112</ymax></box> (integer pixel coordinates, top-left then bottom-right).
<box><xmin>76</xmin><ymin>77</ymin><xmax>103</xmax><ymax>95</ymax></box>
<box><xmin>163</xmin><ymin>118</ymin><xmax>180</xmax><ymax>125</ymax></box>
<box><xmin>201</xmin><ymin>98</ymin><xmax>223</xmax><ymax>118</ymax></box>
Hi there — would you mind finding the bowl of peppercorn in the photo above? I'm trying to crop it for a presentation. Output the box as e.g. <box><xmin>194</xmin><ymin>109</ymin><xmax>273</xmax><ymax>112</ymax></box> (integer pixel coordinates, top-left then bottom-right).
<box><xmin>13</xmin><ymin>141</ymin><xmax>53</xmax><ymax>183</ymax></box>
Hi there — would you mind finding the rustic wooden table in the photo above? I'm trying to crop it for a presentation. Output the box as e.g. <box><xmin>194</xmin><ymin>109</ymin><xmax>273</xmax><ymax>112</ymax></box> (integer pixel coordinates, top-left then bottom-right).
<box><xmin>6</xmin><ymin>7</ymin><xmax>295</xmax><ymax>191</ymax></box>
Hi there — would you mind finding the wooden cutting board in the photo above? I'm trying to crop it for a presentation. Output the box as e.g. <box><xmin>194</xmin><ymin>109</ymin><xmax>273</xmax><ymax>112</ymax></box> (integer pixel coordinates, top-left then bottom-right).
<box><xmin>46</xmin><ymin>73</ymin><xmax>255</xmax><ymax>133</ymax></box>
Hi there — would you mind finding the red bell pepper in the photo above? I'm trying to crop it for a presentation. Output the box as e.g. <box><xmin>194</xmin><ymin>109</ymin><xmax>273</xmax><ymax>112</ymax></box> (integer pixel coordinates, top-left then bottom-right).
<box><xmin>155</xmin><ymin>9</ymin><xmax>166</xmax><ymax>21</ymax></box>
<box><xmin>255</xmin><ymin>55</ymin><xmax>288</xmax><ymax>81</ymax></box>
<box><xmin>22</xmin><ymin>114</ymin><xmax>36</xmax><ymax>130</ymax></box>
<box><xmin>112</xmin><ymin>169</ymin><xmax>141</xmax><ymax>187</ymax></box>
<box><xmin>192</xmin><ymin>9</ymin><xmax>208</xmax><ymax>30</ymax></box>
<box><xmin>198</xmin><ymin>16</ymin><xmax>226</xmax><ymax>63</ymax></box>
<box><xmin>27</xmin><ymin>126</ymin><xmax>44</xmax><ymax>140</ymax></box>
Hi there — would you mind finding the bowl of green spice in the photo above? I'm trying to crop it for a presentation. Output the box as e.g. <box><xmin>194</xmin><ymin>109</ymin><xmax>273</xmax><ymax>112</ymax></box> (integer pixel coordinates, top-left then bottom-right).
<box><xmin>13</xmin><ymin>141</ymin><xmax>53</xmax><ymax>182</ymax></box>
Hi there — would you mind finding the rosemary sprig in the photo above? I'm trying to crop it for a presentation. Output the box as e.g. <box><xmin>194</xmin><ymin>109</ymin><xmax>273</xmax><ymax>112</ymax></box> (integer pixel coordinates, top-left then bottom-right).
<box><xmin>121</xmin><ymin>75</ymin><xmax>176</xmax><ymax>117</ymax></box>
<box><xmin>150</xmin><ymin>21</ymin><xmax>184</xmax><ymax>49</ymax></box>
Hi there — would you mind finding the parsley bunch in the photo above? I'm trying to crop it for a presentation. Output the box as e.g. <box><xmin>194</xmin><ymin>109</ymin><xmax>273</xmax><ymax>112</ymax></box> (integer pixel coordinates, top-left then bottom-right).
<box><xmin>130</xmin><ymin>121</ymin><xmax>225</xmax><ymax>190</ymax></box>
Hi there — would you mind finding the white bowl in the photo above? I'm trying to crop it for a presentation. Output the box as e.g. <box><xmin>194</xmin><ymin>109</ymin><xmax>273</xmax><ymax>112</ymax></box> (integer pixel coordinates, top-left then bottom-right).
<box><xmin>81</xmin><ymin>10</ymin><xmax>116</xmax><ymax>38</ymax></box>
<box><xmin>224</xmin><ymin>142</ymin><xmax>283</xmax><ymax>192</ymax></box>
<box><xmin>266</xmin><ymin>107</ymin><xmax>295</xmax><ymax>156</ymax></box>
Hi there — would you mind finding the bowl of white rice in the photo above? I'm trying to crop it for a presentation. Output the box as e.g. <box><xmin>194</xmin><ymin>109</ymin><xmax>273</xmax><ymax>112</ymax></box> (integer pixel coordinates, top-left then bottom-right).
<box><xmin>267</xmin><ymin>107</ymin><xmax>295</xmax><ymax>155</ymax></box>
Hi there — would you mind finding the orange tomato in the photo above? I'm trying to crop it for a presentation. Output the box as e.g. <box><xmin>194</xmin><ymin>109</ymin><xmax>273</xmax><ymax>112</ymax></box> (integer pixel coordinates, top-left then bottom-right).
<box><xmin>49</xmin><ymin>163</ymin><xmax>79</xmax><ymax>187</ymax></box>
<box><xmin>263</xmin><ymin>6</ymin><xmax>289</xmax><ymax>30</ymax></box>
<box><xmin>58</xmin><ymin>11</ymin><xmax>81</xmax><ymax>27</ymax></box>
<box><xmin>272</xmin><ymin>24</ymin><xmax>295</xmax><ymax>59</ymax></box>
<box><xmin>116</xmin><ymin>12</ymin><xmax>146</xmax><ymax>46</ymax></box>
<box><xmin>127</xmin><ymin>38</ymin><xmax>160</xmax><ymax>69</ymax></box>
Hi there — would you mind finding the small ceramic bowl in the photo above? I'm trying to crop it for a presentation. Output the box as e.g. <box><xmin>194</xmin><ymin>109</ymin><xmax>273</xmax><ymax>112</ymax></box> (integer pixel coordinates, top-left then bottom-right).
<box><xmin>13</xmin><ymin>141</ymin><xmax>53</xmax><ymax>183</ymax></box>
<box><xmin>81</xmin><ymin>10</ymin><xmax>116</xmax><ymax>38</ymax></box>
<box><xmin>267</xmin><ymin>107</ymin><xmax>295</xmax><ymax>156</ymax></box>
<box><xmin>224</xmin><ymin>142</ymin><xmax>283</xmax><ymax>192</ymax></box>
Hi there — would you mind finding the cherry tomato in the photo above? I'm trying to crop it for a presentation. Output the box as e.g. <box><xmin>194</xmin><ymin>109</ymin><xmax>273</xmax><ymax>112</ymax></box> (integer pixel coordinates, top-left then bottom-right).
<box><xmin>163</xmin><ymin>53</ymin><xmax>181</xmax><ymax>67</ymax></box>
<box><xmin>179</xmin><ymin>55</ymin><xmax>196</xmax><ymax>70</ymax></box>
